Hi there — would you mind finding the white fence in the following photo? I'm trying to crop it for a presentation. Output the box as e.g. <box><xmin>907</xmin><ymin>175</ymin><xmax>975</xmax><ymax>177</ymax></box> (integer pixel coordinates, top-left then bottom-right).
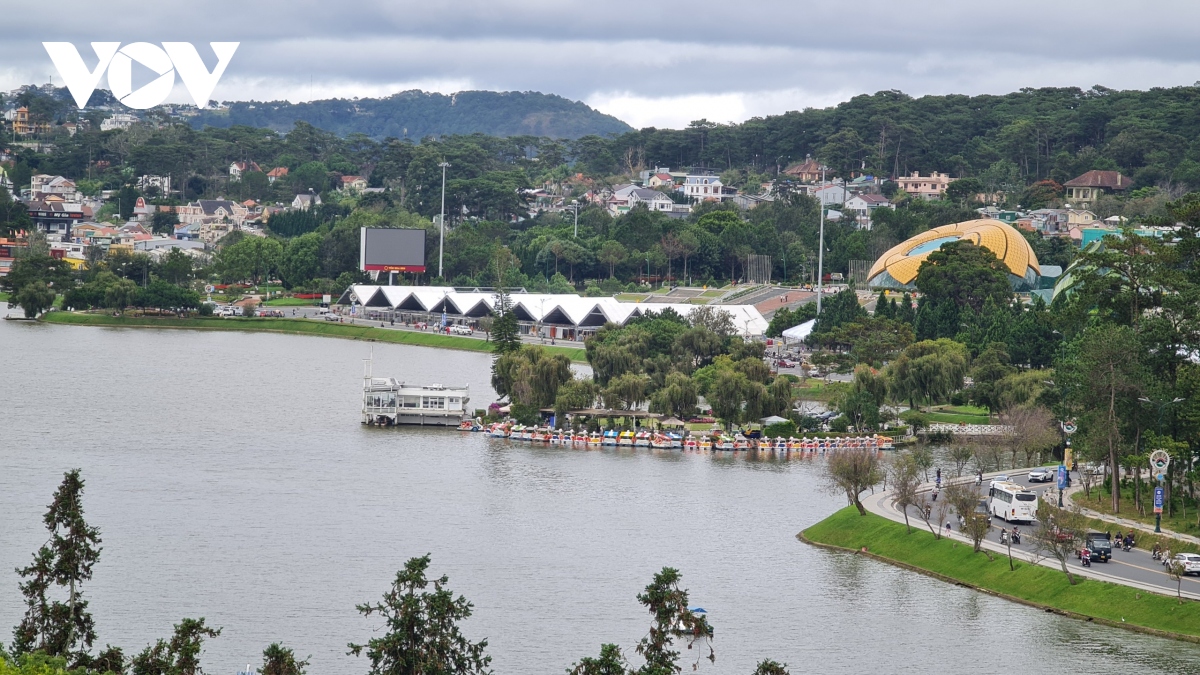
<box><xmin>927</xmin><ymin>423</ymin><xmax>1013</xmax><ymax>436</ymax></box>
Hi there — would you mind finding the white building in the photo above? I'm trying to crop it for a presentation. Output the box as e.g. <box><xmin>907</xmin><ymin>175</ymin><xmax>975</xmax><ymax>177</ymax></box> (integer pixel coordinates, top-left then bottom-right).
<box><xmin>100</xmin><ymin>113</ymin><xmax>137</xmax><ymax>131</ymax></box>
<box><xmin>811</xmin><ymin>184</ymin><xmax>848</xmax><ymax>206</ymax></box>
<box><xmin>683</xmin><ymin>174</ymin><xmax>729</xmax><ymax>201</ymax></box>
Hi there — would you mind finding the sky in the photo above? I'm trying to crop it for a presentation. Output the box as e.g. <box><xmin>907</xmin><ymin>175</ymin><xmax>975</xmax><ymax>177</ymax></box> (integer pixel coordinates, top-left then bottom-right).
<box><xmin>5</xmin><ymin>1</ymin><xmax>1200</xmax><ymax>129</ymax></box>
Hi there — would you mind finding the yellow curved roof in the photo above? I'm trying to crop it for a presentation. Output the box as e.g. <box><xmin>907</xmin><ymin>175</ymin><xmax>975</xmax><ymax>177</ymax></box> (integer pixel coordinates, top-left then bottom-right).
<box><xmin>867</xmin><ymin>218</ymin><xmax>1040</xmax><ymax>286</ymax></box>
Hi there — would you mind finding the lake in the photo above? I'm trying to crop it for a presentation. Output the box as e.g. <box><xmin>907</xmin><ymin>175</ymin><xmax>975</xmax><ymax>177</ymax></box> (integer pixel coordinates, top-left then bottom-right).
<box><xmin>3</xmin><ymin>307</ymin><xmax>1199</xmax><ymax>674</ymax></box>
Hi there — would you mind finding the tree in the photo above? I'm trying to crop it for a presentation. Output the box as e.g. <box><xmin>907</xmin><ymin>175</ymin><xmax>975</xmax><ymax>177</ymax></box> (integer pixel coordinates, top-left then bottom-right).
<box><xmin>1033</xmin><ymin>502</ymin><xmax>1086</xmax><ymax>585</ymax></box>
<box><xmin>752</xmin><ymin>661</ymin><xmax>791</xmax><ymax>675</ymax></box>
<box><xmin>347</xmin><ymin>554</ymin><xmax>491</xmax><ymax>675</ymax></box>
<box><xmin>709</xmin><ymin>370</ymin><xmax>748</xmax><ymax>429</ymax></box>
<box><xmin>262</xmin><ymin>643</ymin><xmax>309</xmax><ymax>675</ymax></box>
<box><xmin>14</xmin><ymin>282</ymin><xmax>55</xmax><ymax>319</ymax></box>
<box><xmin>602</xmin><ymin>372</ymin><xmax>651</xmax><ymax>411</ymax></box>
<box><xmin>150</xmin><ymin>210</ymin><xmax>180</xmax><ymax>235</ymax></box>
<box><xmin>130</xmin><ymin>617</ymin><xmax>221</xmax><ymax>675</ymax></box>
<box><xmin>945</xmin><ymin>482</ymin><xmax>989</xmax><ymax>553</ymax></box>
<box><xmin>279</xmin><ymin>232</ymin><xmax>322</xmax><ymax>289</ymax></box>
<box><xmin>649</xmin><ymin>372</ymin><xmax>698</xmax><ymax>419</ymax></box>
<box><xmin>888</xmin><ymin>452</ymin><xmax>922</xmax><ymax>533</ymax></box>
<box><xmin>943</xmin><ymin>177</ymin><xmax>984</xmax><ymax>206</ymax></box>
<box><xmin>571</xmin><ymin>568</ymin><xmax>713</xmax><ymax>675</ymax></box>
<box><xmin>887</xmin><ymin>339</ymin><xmax>970</xmax><ymax>410</ymax></box>
<box><xmin>103</xmin><ymin>278</ymin><xmax>139</xmax><ymax>312</ymax></box>
<box><xmin>1166</xmin><ymin>559</ymin><xmax>1187</xmax><ymax>604</ymax></box>
<box><xmin>1066</xmin><ymin>324</ymin><xmax>1144</xmax><ymax>513</ymax></box>
<box><xmin>822</xmin><ymin>448</ymin><xmax>884</xmax><ymax>515</ymax></box>
<box><xmin>12</xmin><ymin>470</ymin><xmax>102</xmax><ymax>664</ymax></box>
<box><xmin>157</xmin><ymin>249</ymin><xmax>194</xmax><ymax>287</ymax></box>
<box><xmin>912</xmin><ymin>241</ymin><xmax>1013</xmax><ymax>340</ymax></box>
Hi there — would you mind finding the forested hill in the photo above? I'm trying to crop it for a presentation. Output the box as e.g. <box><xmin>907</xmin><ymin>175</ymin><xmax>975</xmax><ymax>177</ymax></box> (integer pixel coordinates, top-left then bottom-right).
<box><xmin>189</xmin><ymin>90</ymin><xmax>633</xmax><ymax>140</ymax></box>
<box><xmin>582</xmin><ymin>86</ymin><xmax>1200</xmax><ymax>190</ymax></box>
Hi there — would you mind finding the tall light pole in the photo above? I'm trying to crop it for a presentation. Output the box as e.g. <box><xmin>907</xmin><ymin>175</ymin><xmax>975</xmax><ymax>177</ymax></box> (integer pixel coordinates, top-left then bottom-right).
<box><xmin>816</xmin><ymin>165</ymin><xmax>827</xmax><ymax>315</ymax></box>
<box><xmin>566</xmin><ymin>199</ymin><xmax>580</xmax><ymax>237</ymax></box>
<box><xmin>438</xmin><ymin>161</ymin><xmax>450</xmax><ymax>279</ymax></box>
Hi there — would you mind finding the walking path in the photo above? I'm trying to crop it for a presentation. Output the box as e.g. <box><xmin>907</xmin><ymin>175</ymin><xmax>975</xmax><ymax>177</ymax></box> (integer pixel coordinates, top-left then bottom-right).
<box><xmin>860</xmin><ymin>467</ymin><xmax>1200</xmax><ymax>601</ymax></box>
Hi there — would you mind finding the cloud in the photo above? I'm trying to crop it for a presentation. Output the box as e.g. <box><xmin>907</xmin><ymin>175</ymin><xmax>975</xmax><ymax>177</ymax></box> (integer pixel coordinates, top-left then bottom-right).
<box><xmin>4</xmin><ymin>1</ymin><xmax>1200</xmax><ymax>128</ymax></box>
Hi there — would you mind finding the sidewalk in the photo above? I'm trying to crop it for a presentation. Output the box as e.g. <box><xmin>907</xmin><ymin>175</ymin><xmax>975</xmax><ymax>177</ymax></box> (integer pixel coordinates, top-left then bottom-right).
<box><xmin>1063</xmin><ymin>486</ymin><xmax>1200</xmax><ymax>547</ymax></box>
<box><xmin>860</xmin><ymin>469</ymin><xmax>1200</xmax><ymax>601</ymax></box>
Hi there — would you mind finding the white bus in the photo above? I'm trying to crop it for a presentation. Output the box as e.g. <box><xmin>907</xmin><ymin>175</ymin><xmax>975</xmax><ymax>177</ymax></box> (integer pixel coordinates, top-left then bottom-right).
<box><xmin>989</xmin><ymin>481</ymin><xmax>1038</xmax><ymax>523</ymax></box>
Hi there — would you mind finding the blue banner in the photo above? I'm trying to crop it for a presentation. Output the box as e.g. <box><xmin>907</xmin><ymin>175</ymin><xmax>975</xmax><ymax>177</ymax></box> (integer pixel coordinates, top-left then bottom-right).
<box><xmin>1154</xmin><ymin>486</ymin><xmax>1165</xmax><ymax>514</ymax></box>
<box><xmin>1057</xmin><ymin>464</ymin><xmax>1068</xmax><ymax>490</ymax></box>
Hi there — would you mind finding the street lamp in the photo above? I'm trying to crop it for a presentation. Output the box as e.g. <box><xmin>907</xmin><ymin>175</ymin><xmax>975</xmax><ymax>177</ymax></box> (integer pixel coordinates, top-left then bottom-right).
<box><xmin>816</xmin><ymin>165</ymin><xmax>827</xmax><ymax>315</ymax></box>
<box><xmin>565</xmin><ymin>199</ymin><xmax>580</xmax><ymax>238</ymax></box>
<box><xmin>438</xmin><ymin>161</ymin><xmax>450</xmax><ymax>279</ymax></box>
<box><xmin>1138</xmin><ymin>396</ymin><xmax>1184</xmax><ymax>533</ymax></box>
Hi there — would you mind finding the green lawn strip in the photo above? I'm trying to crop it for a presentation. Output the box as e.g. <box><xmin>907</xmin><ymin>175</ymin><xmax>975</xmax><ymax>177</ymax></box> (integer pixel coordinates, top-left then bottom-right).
<box><xmin>615</xmin><ymin>293</ymin><xmax>649</xmax><ymax>302</ymax></box>
<box><xmin>924</xmin><ymin>412</ymin><xmax>991</xmax><ymax>424</ymax></box>
<box><xmin>41</xmin><ymin>313</ymin><xmax>588</xmax><ymax>362</ymax></box>
<box><xmin>933</xmin><ymin>404</ymin><xmax>990</xmax><ymax>415</ymax></box>
<box><xmin>0</xmin><ymin>291</ymin><xmax>9</xmax><ymax>302</ymax></box>
<box><xmin>802</xmin><ymin>507</ymin><xmax>1200</xmax><ymax>640</ymax></box>
<box><xmin>792</xmin><ymin>381</ymin><xmax>850</xmax><ymax>402</ymax></box>
<box><xmin>261</xmin><ymin>297</ymin><xmax>318</xmax><ymax>306</ymax></box>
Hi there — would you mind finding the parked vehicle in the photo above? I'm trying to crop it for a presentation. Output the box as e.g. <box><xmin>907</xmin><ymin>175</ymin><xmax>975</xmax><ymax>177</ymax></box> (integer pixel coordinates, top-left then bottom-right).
<box><xmin>449</xmin><ymin>325</ymin><xmax>473</xmax><ymax>336</ymax></box>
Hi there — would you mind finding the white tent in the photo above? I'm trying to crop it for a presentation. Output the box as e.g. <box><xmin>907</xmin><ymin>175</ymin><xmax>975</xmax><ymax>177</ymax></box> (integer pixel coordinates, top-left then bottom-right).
<box><xmin>781</xmin><ymin>319</ymin><xmax>816</xmax><ymax>343</ymax></box>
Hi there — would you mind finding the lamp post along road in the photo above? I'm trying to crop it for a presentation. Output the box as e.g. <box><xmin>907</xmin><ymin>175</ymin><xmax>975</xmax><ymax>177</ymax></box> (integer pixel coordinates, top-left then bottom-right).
<box><xmin>438</xmin><ymin>161</ymin><xmax>450</xmax><ymax>279</ymax></box>
<box><xmin>567</xmin><ymin>199</ymin><xmax>580</xmax><ymax>238</ymax></box>
<box><xmin>816</xmin><ymin>165</ymin><xmax>826</xmax><ymax>316</ymax></box>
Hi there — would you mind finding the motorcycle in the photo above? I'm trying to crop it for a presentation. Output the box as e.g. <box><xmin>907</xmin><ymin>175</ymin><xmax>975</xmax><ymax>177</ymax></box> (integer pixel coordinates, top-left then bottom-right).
<box><xmin>999</xmin><ymin>531</ymin><xmax>1010</xmax><ymax>546</ymax></box>
<box><xmin>1152</xmin><ymin>549</ymin><xmax>1163</xmax><ymax>561</ymax></box>
<box><xmin>1011</xmin><ymin>531</ymin><xmax>1022</xmax><ymax>545</ymax></box>
<box><xmin>1081</xmin><ymin>553</ymin><xmax>1092</xmax><ymax>568</ymax></box>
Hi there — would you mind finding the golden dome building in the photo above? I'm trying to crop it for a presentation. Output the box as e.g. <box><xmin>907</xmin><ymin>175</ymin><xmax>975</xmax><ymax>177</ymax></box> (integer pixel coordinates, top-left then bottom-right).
<box><xmin>866</xmin><ymin>218</ymin><xmax>1040</xmax><ymax>291</ymax></box>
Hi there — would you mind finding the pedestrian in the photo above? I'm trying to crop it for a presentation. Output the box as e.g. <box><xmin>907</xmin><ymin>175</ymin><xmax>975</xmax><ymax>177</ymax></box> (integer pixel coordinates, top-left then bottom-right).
<box><xmin>958</xmin><ymin>514</ymin><xmax>965</xmax><ymax>529</ymax></box>
<box><xmin>932</xmin><ymin>489</ymin><xmax>939</xmax><ymax>501</ymax></box>
<box><xmin>945</xmin><ymin>520</ymin><xmax>952</xmax><ymax>534</ymax></box>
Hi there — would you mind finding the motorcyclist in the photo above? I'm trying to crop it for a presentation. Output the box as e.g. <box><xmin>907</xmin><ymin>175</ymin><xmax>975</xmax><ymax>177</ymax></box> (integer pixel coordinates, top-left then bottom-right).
<box><xmin>1082</xmin><ymin>547</ymin><xmax>1092</xmax><ymax>567</ymax></box>
<box><xmin>999</xmin><ymin>528</ymin><xmax>1009</xmax><ymax>545</ymax></box>
<box><xmin>976</xmin><ymin>470</ymin><xmax>983</xmax><ymax>486</ymax></box>
<box><xmin>1152</xmin><ymin>543</ymin><xmax>1163</xmax><ymax>560</ymax></box>
<box><xmin>1011</xmin><ymin>526</ymin><xmax>1021</xmax><ymax>545</ymax></box>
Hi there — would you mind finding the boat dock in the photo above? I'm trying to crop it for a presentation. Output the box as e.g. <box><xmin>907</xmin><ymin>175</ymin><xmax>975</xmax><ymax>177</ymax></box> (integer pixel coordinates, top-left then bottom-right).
<box><xmin>361</xmin><ymin>357</ymin><xmax>469</xmax><ymax>427</ymax></box>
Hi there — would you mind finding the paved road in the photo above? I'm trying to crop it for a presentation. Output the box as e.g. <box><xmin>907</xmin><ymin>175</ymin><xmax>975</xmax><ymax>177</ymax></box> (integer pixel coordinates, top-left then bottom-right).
<box><xmin>880</xmin><ymin>468</ymin><xmax>1200</xmax><ymax>600</ymax></box>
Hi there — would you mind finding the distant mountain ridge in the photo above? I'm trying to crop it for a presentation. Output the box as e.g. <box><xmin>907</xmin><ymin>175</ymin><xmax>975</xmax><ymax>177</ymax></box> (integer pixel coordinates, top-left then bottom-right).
<box><xmin>189</xmin><ymin>89</ymin><xmax>632</xmax><ymax>139</ymax></box>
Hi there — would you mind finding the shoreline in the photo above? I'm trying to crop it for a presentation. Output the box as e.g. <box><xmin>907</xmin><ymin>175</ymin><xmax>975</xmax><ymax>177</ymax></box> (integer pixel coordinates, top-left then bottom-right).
<box><xmin>39</xmin><ymin>312</ymin><xmax>589</xmax><ymax>362</ymax></box>
<box><xmin>800</xmin><ymin>507</ymin><xmax>1200</xmax><ymax>644</ymax></box>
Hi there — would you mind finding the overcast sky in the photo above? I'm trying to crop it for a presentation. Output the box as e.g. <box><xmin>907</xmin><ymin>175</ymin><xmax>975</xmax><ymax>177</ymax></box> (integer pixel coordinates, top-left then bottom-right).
<box><xmin>5</xmin><ymin>1</ymin><xmax>1200</xmax><ymax>129</ymax></box>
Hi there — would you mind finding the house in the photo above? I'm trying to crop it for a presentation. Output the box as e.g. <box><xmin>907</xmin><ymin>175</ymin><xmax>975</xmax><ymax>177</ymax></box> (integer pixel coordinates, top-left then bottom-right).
<box><xmin>1067</xmin><ymin>209</ymin><xmax>1097</xmax><ymax>226</ymax></box>
<box><xmin>811</xmin><ymin>184</ymin><xmax>849</xmax><ymax>206</ymax></box>
<box><xmin>13</xmin><ymin>108</ymin><xmax>51</xmax><ymax>135</ymax></box>
<box><xmin>26</xmin><ymin>201</ymin><xmax>90</xmax><ymax>239</ymax></box>
<box><xmin>896</xmin><ymin>171</ymin><xmax>954</xmax><ymax>200</ymax></box>
<box><xmin>100</xmin><ymin>113</ymin><xmax>138</xmax><ymax>131</ymax></box>
<box><xmin>339</xmin><ymin>175</ymin><xmax>368</xmax><ymax>193</ymax></box>
<box><xmin>731</xmin><ymin>193</ymin><xmax>774</xmax><ymax>210</ymax></box>
<box><xmin>606</xmin><ymin>187</ymin><xmax>676</xmax><ymax>215</ymax></box>
<box><xmin>136</xmin><ymin>175</ymin><xmax>171</xmax><ymax>194</ymax></box>
<box><xmin>229</xmin><ymin>161</ymin><xmax>262</xmax><ymax>180</ymax></box>
<box><xmin>845</xmin><ymin>194</ymin><xmax>892</xmax><ymax>228</ymax></box>
<box><xmin>784</xmin><ymin>158</ymin><xmax>823</xmax><ymax>182</ymax></box>
<box><xmin>683</xmin><ymin>174</ymin><xmax>731</xmax><ymax>201</ymax></box>
<box><xmin>647</xmin><ymin>173</ymin><xmax>675</xmax><ymax>188</ymax></box>
<box><xmin>1063</xmin><ymin>170</ymin><xmax>1132</xmax><ymax>207</ymax></box>
<box><xmin>292</xmin><ymin>194</ymin><xmax>322</xmax><ymax>211</ymax></box>
<box><xmin>30</xmin><ymin>175</ymin><xmax>80</xmax><ymax>202</ymax></box>
<box><xmin>132</xmin><ymin>197</ymin><xmax>156</xmax><ymax>220</ymax></box>
<box><xmin>266</xmin><ymin>167</ymin><xmax>289</xmax><ymax>184</ymax></box>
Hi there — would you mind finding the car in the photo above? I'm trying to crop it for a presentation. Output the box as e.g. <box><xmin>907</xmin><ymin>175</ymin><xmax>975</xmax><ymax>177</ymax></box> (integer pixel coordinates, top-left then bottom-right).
<box><xmin>1172</xmin><ymin>553</ymin><xmax>1200</xmax><ymax>575</ymax></box>
<box><xmin>323</xmin><ymin>313</ymin><xmax>341</xmax><ymax>322</ymax></box>
<box><xmin>1079</xmin><ymin>532</ymin><xmax>1112</xmax><ymax>562</ymax></box>
<box><xmin>989</xmin><ymin>475</ymin><xmax>1010</xmax><ymax>489</ymax></box>
<box><xmin>449</xmin><ymin>325</ymin><xmax>473</xmax><ymax>336</ymax></box>
<box><xmin>1027</xmin><ymin>468</ymin><xmax>1055</xmax><ymax>483</ymax></box>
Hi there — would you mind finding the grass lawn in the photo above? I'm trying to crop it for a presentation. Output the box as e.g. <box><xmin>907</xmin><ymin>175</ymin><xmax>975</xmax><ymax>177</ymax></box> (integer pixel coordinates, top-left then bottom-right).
<box><xmin>1078</xmin><ymin>485</ymin><xmax>1200</xmax><ymax>542</ymax></box>
<box><xmin>41</xmin><ymin>312</ymin><xmax>589</xmax><ymax>362</ymax></box>
<box><xmin>803</xmin><ymin>507</ymin><xmax>1200</xmax><ymax>639</ymax></box>
<box><xmin>699</xmin><ymin>290</ymin><xmax>725</xmax><ymax>298</ymax></box>
<box><xmin>615</xmin><ymin>293</ymin><xmax>649</xmax><ymax>302</ymax></box>
<box><xmin>0</xmin><ymin>291</ymin><xmax>8</xmax><ymax>302</ymax></box>
<box><xmin>261</xmin><ymin>297</ymin><xmax>318</xmax><ymax>306</ymax></box>
<box><xmin>793</xmin><ymin>380</ymin><xmax>850</xmax><ymax>402</ymax></box>
<box><xmin>934</xmin><ymin>404</ymin><xmax>990</xmax><ymax>415</ymax></box>
<box><xmin>925</xmin><ymin>411</ymin><xmax>991</xmax><ymax>425</ymax></box>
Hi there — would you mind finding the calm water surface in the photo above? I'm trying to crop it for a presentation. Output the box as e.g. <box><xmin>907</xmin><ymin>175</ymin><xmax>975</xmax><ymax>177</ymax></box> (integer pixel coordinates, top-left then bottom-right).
<box><xmin>2</xmin><ymin>306</ymin><xmax>1199</xmax><ymax>674</ymax></box>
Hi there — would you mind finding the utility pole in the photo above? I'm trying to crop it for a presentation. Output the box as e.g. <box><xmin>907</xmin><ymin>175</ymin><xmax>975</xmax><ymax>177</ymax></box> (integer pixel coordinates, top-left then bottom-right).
<box><xmin>816</xmin><ymin>165</ymin><xmax>826</xmax><ymax>315</ymax></box>
<box><xmin>438</xmin><ymin>161</ymin><xmax>450</xmax><ymax>279</ymax></box>
<box><xmin>568</xmin><ymin>199</ymin><xmax>580</xmax><ymax>237</ymax></box>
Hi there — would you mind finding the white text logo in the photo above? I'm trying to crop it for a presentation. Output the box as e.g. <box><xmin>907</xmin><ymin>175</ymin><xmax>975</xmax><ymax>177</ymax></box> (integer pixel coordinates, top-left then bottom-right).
<box><xmin>43</xmin><ymin>42</ymin><xmax>239</xmax><ymax>109</ymax></box>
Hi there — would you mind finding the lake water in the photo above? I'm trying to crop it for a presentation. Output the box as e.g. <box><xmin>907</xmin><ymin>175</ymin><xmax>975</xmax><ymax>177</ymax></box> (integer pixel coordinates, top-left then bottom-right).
<box><xmin>3</xmin><ymin>306</ymin><xmax>1200</xmax><ymax>674</ymax></box>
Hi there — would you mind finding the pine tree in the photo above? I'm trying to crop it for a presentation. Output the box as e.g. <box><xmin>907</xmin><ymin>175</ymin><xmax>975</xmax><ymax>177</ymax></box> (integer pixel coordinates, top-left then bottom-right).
<box><xmin>13</xmin><ymin>469</ymin><xmax>103</xmax><ymax>664</ymax></box>
<box><xmin>873</xmin><ymin>290</ymin><xmax>892</xmax><ymax>319</ymax></box>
